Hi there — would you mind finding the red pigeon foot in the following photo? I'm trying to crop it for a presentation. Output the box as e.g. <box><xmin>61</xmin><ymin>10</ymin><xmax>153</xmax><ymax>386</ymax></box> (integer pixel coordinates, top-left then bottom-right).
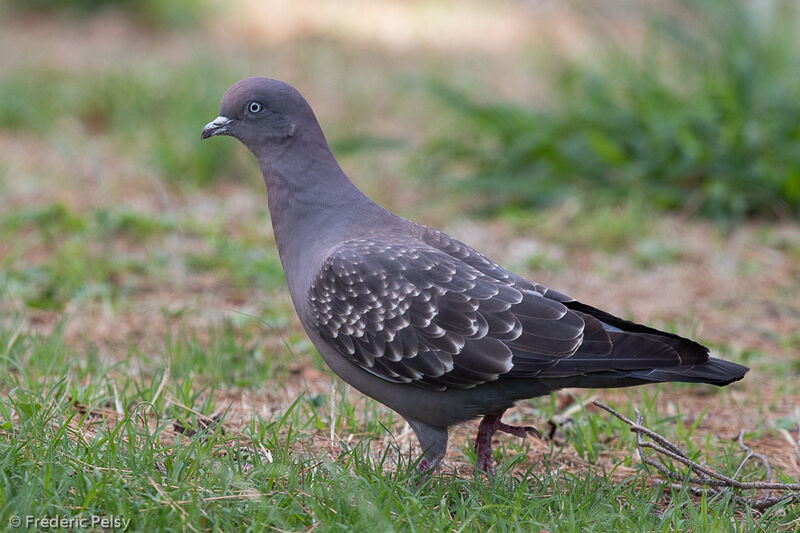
<box><xmin>474</xmin><ymin>410</ymin><xmax>541</xmax><ymax>475</ymax></box>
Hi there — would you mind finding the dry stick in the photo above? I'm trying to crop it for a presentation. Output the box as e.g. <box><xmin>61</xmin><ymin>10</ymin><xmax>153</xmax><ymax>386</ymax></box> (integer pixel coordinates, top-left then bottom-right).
<box><xmin>597</xmin><ymin>402</ymin><xmax>800</xmax><ymax>490</ymax></box>
<box><xmin>147</xmin><ymin>475</ymin><xmax>201</xmax><ymax>533</ymax></box>
<box><xmin>593</xmin><ymin>401</ymin><xmax>800</xmax><ymax>511</ymax></box>
<box><xmin>736</xmin><ymin>429</ymin><xmax>772</xmax><ymax>500</ymax></box>
<box><xmin>796</xmin><ymin>422</ymin><xmax>800</xmax><ymax>466</ymax></box>
<box><xmin>166</xmin><ymin>396</ymin><xmax>252</xmax><ymax>442</ymax></box>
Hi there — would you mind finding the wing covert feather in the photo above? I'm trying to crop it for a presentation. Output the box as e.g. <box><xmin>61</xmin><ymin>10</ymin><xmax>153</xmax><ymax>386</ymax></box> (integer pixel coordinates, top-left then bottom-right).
<box><xmin>309</xmin><ymin>231</ymin><xmax>698</xmax><ymax>390</ymax></box>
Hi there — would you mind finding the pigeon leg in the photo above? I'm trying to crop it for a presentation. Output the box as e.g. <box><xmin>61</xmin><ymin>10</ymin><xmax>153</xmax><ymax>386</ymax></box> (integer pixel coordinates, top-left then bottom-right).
<box><xmin>474</xmin><ymin>410</ymin><xmax>541</xmax><ymax>475</ymax></box>
<box><xmin>407</xmin><ymin>419</ymin><xmax>448</xmax><ymax>475</ymax></box>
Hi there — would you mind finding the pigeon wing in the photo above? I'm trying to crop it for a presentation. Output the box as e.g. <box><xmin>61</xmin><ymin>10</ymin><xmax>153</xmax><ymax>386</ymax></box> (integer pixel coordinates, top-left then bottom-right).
<box><xmin>418</xmin><ymin>227</ymin><xmax>710</xmax><ymax>376</ymax></box>
<box><xmin>309</xmin><ymin>237</ymin><xmax>621</xmax><ymax>390</ymax></box>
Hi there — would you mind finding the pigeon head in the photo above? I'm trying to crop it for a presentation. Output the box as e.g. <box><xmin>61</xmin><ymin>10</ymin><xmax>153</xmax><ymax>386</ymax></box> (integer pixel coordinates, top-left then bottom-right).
<box><xmin>202</xmin><ymin>77</ymin><xmax>317</xmax><ymax>155</ymax></box>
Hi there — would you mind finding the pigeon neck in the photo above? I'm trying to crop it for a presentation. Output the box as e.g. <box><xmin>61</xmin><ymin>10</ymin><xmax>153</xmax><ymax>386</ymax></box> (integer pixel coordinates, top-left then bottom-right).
<box><xmin>258</xmin><ymin>134</ymin><xmax>372</xmax><ymax>224</ymax></box>
<box><xmin>257</xmin><ymin>127</ymin><xmax>387</xmax><ymax>280</ymax></box>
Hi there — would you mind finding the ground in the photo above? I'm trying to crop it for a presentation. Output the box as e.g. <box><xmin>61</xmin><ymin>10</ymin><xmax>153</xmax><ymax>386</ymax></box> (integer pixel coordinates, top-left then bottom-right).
<box><xmin>1</xmin><ymin>2</ymin><xmax>799</xmax><ymax>531</ymax></box>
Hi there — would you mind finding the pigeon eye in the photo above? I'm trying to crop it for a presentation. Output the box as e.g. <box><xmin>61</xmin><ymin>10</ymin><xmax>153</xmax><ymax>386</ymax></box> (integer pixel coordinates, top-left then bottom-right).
<box><xmin>247</xmin><ymin>101</ymin><xmax>264</xmax><ymax>114</ymax></box>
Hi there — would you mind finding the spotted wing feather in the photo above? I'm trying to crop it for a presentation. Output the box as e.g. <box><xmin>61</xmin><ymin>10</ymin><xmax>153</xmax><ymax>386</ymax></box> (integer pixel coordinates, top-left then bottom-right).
<box><xmin>309</xmin><ymin>228</ymin><xmax>710</xmax><ymax>390</ymax></box>
<box><xmin>311</xmin><ymin>238</ymin><xmax>593</xmax><ymax>390</ymax></box>
<box><xmin>418</xmin><ymin>228</ymin><xmax>710</xmax><ymax>375</ymax></box>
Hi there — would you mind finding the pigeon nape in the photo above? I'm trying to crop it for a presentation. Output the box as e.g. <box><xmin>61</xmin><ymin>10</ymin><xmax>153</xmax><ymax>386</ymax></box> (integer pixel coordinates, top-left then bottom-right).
<box><xmin>202</xmin><ymin>77</ymin><xmax>748</xmax><ymax>475</ymax></box>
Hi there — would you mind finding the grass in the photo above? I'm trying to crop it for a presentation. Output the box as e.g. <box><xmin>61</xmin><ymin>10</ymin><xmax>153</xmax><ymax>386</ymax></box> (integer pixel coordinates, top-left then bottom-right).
<box><xmin>1</xmin><ymin>324</ymin><xmax>796</xmax><ymax>532</ymax></box>
<box><xmin>184</xmin><ymin>233</ymin><xmax>285</xmax><ymax>292</ymax></box>
<box><xmin>2</xmin><ymin>203</ymin><xmax>147</xmax><ymax>310</ymax></box>
<box><xmin>0</xmin><ymin>64</ymin><xmax>254</xmax><ymax>188</ymax></box>
<box><xmin>418</xmin><ymin>0</ymin><xmax>800</xmax><ymax>223</ymax></box>
<box><xmin>0</xmin><ymin>201</ymin><xmax>288</xmax><ymax>311</ymax></box>
<box><xmin>3</xmin><ymin>204</ymin><xmax>175</xmax><ymax>310</ymax></box>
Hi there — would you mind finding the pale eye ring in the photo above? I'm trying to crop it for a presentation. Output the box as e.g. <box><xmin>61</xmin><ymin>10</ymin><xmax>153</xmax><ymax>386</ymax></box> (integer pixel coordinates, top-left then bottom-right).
<box><xmin>247</xmin><ymin>101</ymin><xmax>264</xmax><ymax>114</ymax></box>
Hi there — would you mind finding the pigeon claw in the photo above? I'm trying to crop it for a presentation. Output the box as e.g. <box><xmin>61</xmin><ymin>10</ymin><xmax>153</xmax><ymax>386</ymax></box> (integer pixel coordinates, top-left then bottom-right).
<box><xmin>417</xmin><ymin>458</ymin><xmax>431</xmax><ymax>475</ymax></box>
<box><xmin>473</xmin><ymin>410</ymin><xmax>540</xmax><ymax>476</ymax></box>
<box><xmin>526</xmin><ymin>426</ymin><xmax>542</xmax><ymax>439</ymax></box>
<box><xmin>498</xmin><ymin>422</ymin><xmax>542</xmax><ymax>440</ymax></box>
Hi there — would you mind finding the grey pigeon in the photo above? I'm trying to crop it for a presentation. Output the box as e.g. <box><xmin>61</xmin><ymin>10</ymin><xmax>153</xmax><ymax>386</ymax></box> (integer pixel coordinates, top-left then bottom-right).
<box><xmin>202</xmin><ymin>78</ymin><xmax>748</xmax><ymax>475</ymax></box>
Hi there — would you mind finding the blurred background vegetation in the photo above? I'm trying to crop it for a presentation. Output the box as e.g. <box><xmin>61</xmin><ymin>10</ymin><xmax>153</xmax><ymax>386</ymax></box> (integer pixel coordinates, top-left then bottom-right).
<box><xmin>3</xmin><ymin>0</ymin><xmax>799</xmax><ymax>222</ymax></box>
<box><xmin>5</xmin><ymin>0</ymin><xmax>209</xmax><ymax>28</ymax></box>
<box><xmin>3</xmin><ymin>0</ymin><xmax>797</xmax><ymax>317</ymax></box>
<box><xmin>419</xmin><ymin>1</ymin><xmax>800</xmax><ymax>223</ymax></box>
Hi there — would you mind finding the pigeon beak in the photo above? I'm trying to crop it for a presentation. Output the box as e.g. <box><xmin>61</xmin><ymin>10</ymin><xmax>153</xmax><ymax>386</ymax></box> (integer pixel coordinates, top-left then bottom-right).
<box><xmin>201</xmin><ymin>116</ymin><xmax>234</xmax><ymax>140</ymax></box>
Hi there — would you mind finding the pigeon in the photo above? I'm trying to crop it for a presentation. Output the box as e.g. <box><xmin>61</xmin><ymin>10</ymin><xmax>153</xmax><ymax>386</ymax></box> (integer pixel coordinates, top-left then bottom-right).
<box><xmin>202</xmin><ymin>78</ymin><xmax>748</xmax><ymax>475</ymax></box>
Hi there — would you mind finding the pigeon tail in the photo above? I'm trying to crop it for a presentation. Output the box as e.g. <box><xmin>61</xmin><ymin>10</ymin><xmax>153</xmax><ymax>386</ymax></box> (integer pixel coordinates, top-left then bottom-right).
<box><xmin>631</xmin><ymin>357</ymin><xmax>749</xmax><ymax>386</ymax></box>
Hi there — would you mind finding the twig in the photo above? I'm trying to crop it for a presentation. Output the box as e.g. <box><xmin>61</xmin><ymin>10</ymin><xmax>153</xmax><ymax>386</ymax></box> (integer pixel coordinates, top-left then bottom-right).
<box><xmin>593</xmin><ymin>401</ymin><xmax>800</xmax><ymax>511</ymax></box>
<box><xmin>736</xmin><ymin>429</ymin><xmax>772</xmax><ymax>500</ymax></box>
<box><xmin>165</xmin><ymin>396</ymin><xmax>250</xmax><ymax>441</ymax></box>
<box><xmin>147</xmin><ymin>475</ymin><xmax>201</xmax><ymax>533</ymax></box>
<box><xmin>151</xmin><ymin>364</ymin><xmax>170</xmax><ymax>406</ymax></box>
<box><xmin>796</xmin><ymin>422</ymin><xmax>800</xmax><ymax>466</ymax></box>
